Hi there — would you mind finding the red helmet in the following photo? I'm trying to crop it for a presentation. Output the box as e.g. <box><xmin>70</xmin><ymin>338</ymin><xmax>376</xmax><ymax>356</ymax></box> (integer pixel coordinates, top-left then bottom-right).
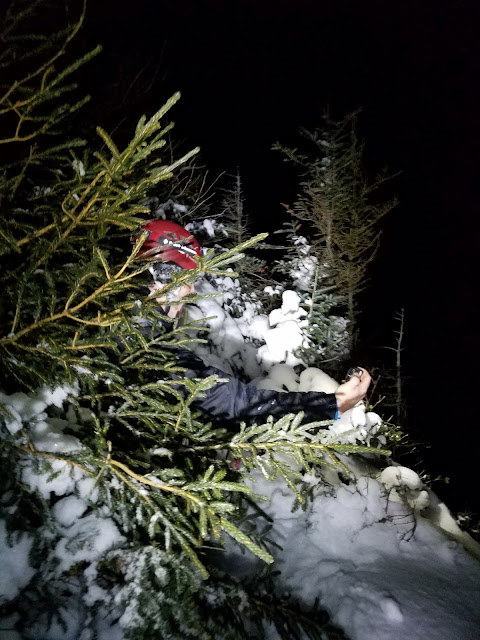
<box><xmin>137</xmin><ymin>220</ymin><xmax>201</xmax><ymax>270</ymax></box>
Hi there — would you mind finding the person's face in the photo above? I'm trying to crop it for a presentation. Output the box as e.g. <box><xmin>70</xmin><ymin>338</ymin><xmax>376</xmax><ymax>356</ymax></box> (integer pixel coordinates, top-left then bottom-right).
<box><xmin>149</xmin><ymin>282</ymin><xmax>196</xmax><ymax>318</ymax></box>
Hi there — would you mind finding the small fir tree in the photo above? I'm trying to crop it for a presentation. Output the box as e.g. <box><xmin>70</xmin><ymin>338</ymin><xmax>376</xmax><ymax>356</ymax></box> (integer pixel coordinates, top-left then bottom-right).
<box><xmin>272</xmin><ymin>221</ymin><xmax>349</xmax><ymax>372</ymax></box>
<box><xmin>217</xmin><ymin>170</ymin><xmax>270</xmax><ymax>302</ymax></box>
<box><xmin>274</xmin><ymin>113</ymin><xmax>398</xmax><ymax>350</ymax></box>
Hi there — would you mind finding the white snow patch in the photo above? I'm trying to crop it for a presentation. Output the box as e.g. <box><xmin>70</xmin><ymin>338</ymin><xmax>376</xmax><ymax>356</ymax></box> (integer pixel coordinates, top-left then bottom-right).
<box><xmin>53</xmin><ymin>495</ymin><xmax>88</xmax><ymax>527</ymax></box>
<box><xmin>22</xmin><ymin>459</ymin><xmax>85</xmax><ymax>500</ymax></box>
<box><xmin>55</xmin><ymin>514</ymin><xmax>125</xmax><ymax>572</ymax></box>
<box><xmin>76</xmin><ymin>476</ymin><xmax>100</xmax><ymax>504</ymax></box>
<box><xmin>241</xmin><ymin>465</ymin><xmax>480</xmax><ymax>640</ymax></box>
<box><xmin>0</xmin><ymin>520</ymin><xmax>35</xmax><ymax>604</ymax></box>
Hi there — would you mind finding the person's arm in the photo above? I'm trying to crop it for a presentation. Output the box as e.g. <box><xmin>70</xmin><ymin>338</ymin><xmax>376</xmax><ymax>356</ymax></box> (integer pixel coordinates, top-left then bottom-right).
<box><xmin>200</xmin><ymin>367</ymin><xmax>337</xmax><ymax>422</ymax></box>
<box><xmin>176</xmin><ymin>350</ymin><xmax>337</xmax><ymax>423</ymax></box>
<box><xmin>176</xmin><ymin>350</ymin><xmax>371</xmax><ymax>424</ymax></box>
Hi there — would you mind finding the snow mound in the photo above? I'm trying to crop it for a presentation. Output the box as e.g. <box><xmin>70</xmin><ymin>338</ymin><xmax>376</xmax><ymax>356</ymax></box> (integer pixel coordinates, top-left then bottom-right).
<box><xmin>255</xmin><ymin>364</ymin><xmax>339</xmax><ymax>394</ymax></box>
<box><xmin>245</xmin><ymin>463</ymin><xmax>480</xmax><ymax>640</ymax></box>
<box><xmin>55</xmin><ymin>514</ymin><xmax>125</xmax><ymax>573</ymax></box>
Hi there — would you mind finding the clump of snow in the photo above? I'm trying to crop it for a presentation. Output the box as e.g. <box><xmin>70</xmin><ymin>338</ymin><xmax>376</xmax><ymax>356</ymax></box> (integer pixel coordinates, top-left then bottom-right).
<box><xmin>238</xmin><ymin>313</ymin><xmax>270</xmax><ymax>343</ymax></box>
<box><xmin>0</xmin><ymin>383</ymin><xmax>79</xmax><ymax>435</ymax></box>
<box><xmin>55</xmin><ymin>514</ymin><xmax>125</xmax><ymax>572</ymax></box>
<box><xmin>259</xmin><ymin>320</ymin><xmax>306</xmax><ymax>369</ymax></box>
<box><xmin>253</xmin><ymin>291</ymin><xmax>314</xmax><ymax>370</ymax></box>
<box><xmin>274</xmin><ymin>234</ymin><xmax>319</xmax><ymax>292</ymax></box>
<box><xmin>327</xmin><ymin>408</ymin><xmax>383</xmax><ymax>447</ymax></box>
<box><xmin>0</xmin><ymin>400</ymin><xmax>23</xmax><ymax>434</ymax></box>
<box><xmin>0</xmin><ymin>391</ymin><xmax>47</xmax><ymax>422</ymax></box>
<box><xmin>269</xmin><ymin>290</ymin><xmax>308</xmax><ymax>327</ymax></box>
<box><xmin>0</xmin><ymin>520</ymin><xmax>35</xmax><ymax>604</ymax></box>
<box><xmin>252</xmin><ymin>363</ymin><xmax>340</xmax><ymax>395</ymax></box>
<box><xmin>22</xmin><ymin>459</ymin><xmax>85</xmax><ymax>500</ymax></box>
<box><xmin>201</xmin><ymin>218</ymin><xmax>216</xmax><ymax>238</ymax></box>
<box><xmin>76</xmin><ymin>476</ymin><xmax>100</xmax><ymax>504</ymax></box>
<box><xmin>265</xmin><ymin>364</ymin><xmax>300</xmax><ymax>391</ymax></box>
<box><xmin>351</xmin><ymin>404</ymin><xmax>367</xmax><ymax>427</ymax></box>
<box><xmin>380</xmin><ymin>465</ymin><xmax>430</xmax><ymax>511</ymax></box>
<box><xmin>72</xmin><ymin>158</ymin><xmax>85</xmax><ymax>177</ymax></box>
<box><xmin>264</xmin><ymin>284</ymin><xmax>283</xmax><ymax>296</ymax></box>
<box><xmin>299</xmin><ymin>367</ymin><xmax>339</xmax><ymax>393</ymax></box>
<box><xmin>38</xmin><ymin>383</ymin><xmax>79</xmax><ymax>408</ymax></box>
<box><xmin>53</xmin><ymin>495</ymin><xmax>88</xmax><ymax>527</ymax></box>
<box><xmin>30</xmin><ymin>418</ymin><xmax>82</xmax><ymax>453</ymax></box>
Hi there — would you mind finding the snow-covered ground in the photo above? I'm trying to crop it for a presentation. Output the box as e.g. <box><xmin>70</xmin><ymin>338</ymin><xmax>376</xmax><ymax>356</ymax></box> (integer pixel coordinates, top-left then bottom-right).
<box><xmin>245</xmin><ymin>454</ymin><xmax>480</xmax><ymax>640</ymax></box>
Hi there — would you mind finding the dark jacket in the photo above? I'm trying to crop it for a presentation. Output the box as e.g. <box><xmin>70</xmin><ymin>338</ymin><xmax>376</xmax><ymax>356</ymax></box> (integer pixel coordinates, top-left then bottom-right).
<box><xmin>177</xmin><ymin>348</ymin><xmax>337</xmax><ymax>424</ymax></box>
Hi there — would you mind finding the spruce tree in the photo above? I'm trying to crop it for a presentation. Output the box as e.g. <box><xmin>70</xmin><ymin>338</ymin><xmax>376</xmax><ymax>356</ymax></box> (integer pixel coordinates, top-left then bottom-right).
<box><xmin>274</xmin><ymin>113</ymin><xmax>398</xmax><ymax>349</ymax></box>
<box><xmin>0</xmin><ymin>5</ymin><xmax>389</xmax><ymax>638</ymax></box>
<box><xmin>216</xmin><ymin>171</ymin><xmax>269</xmax><ymax>282</ymax></box>
<box><xmin>272</xmin><ymin>220</ymin><xmax>349</xmax><ymax>371</ymax></box>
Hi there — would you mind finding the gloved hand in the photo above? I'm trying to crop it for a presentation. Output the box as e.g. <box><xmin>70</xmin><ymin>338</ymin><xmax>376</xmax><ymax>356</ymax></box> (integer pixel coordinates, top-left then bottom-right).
<box><xmin>335</xmin><ymin>367</ymin><xmax>371</xmax><ymax>415</ymax></box>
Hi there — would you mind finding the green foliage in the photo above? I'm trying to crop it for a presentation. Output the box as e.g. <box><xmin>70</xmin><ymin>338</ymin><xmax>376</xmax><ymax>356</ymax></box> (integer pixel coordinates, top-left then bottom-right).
<box><xmin>0</xmin><ymin>1</ymin><xmax>100</xmax><ymax>192</ymax></box>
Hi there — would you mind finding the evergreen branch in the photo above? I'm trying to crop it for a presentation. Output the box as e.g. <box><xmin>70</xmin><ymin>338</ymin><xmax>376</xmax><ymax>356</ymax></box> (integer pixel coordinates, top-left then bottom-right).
<box><xmin>0</xmin><ymin>51</ymin><xmax>100</xmax><ymax>143</ymax></box>
<box><xmin>199</xmin><ymin>437</ymin><xmax>388</xmax><ymax>458</ymax></box>
<box><xmin>18</xmin><ymin>446</ymin><xmax>94</xmax><ymax>477</ymax></box>
<box><xmin>96</xmin><ymin>126</ymin><xmax>121</xmax><ymax>159</ymax></box>
<box><xmin>108</xmin><ymin>458</ymin><xmax>222</xmax><ymax>505</ymax></box>
<box><xmin>0</xmin><ymin>1</ymin><xmax>89</xmax><ymax>108</ymax></box>
<box><xmin>199</xmin><ymin>233</ymin><xmax>269</xmax><ymax>271</ymax></box>
<box><xmin>13</xmin><ymin>169</ymin><xmax>107</xmax><ymax>250</ymax></box>
<box><xmin>14</xmin><ymin>441</ymin><xmax>233</xmax><ymax>579</ymax></box>
<box><xmin>184</xmin><ymin>415</ymin><xmax>391</xmax><ymax>476</ymax></box>
<box><xmin>148</xmin><ymin>147</ymin><xmax>201</xmax><ymax>183</ymax></box>
<box><xmin>168</xmin><ymin>526</ymin><xmax>209</xmax><ymax>579</ymax></box>
<box><xmin>175</xmin><ymin>375</ymin><xmax>227</xmax><ymax>431</ymax></box>
<box><xmin>219</xmin><ymin>517</ymin><xmax>274</xmax><ymax>564</ymax></box>
<box><xmin>106</xmin><ymin>459</ymin><xmax>273</xmax><ymax>573</ymax></box>
<box><xmin>0</xmin><ymin>249</ymin><xmax>151</xmax><ymax>345</ymax></box>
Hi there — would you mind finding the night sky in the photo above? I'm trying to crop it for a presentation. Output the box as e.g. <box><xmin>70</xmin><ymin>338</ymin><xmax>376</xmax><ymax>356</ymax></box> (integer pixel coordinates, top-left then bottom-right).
<box><xmin>77</xmin><ymin>0</ymin><xmax>480</xmax><ymax>512</ymax></box>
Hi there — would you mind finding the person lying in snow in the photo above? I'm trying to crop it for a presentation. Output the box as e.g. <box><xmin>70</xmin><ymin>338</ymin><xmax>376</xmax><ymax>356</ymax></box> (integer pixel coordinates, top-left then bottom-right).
<box><xmin>137</xmin><ymin>219</ymin><xmax>371</xmax><ymax>423</ymax></box>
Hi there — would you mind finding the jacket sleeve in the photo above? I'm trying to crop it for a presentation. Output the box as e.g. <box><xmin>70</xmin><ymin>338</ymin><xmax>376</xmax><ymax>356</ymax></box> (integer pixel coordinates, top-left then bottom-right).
<box><xmin>176</xmin><ymin>349</ymin><xmax>337</xmax><ymax>424</ymax></box>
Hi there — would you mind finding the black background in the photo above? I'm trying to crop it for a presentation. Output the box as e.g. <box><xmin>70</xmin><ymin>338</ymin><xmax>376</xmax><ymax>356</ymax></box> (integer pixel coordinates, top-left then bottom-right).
<box><xmin>76</xmin><ymin>0</ymin><xmax>479</xmax><ymax>513</ymax></box>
